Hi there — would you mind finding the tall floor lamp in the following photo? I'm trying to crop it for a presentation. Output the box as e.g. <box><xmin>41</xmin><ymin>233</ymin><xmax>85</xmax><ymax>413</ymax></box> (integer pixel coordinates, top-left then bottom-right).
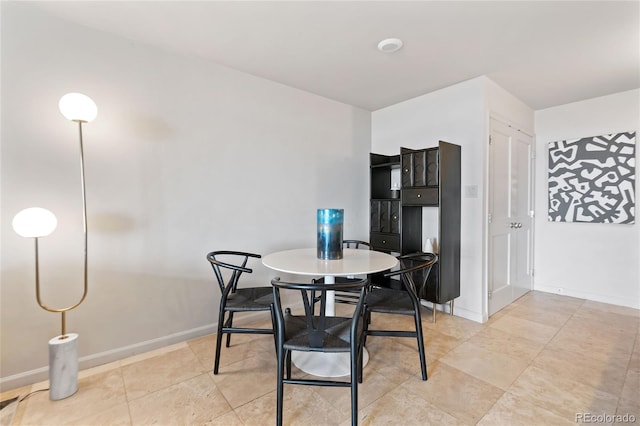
<box><xmin>12</xmin><ymin>93</ymin><xmax>97</xmax><ymax>401</ymax></box>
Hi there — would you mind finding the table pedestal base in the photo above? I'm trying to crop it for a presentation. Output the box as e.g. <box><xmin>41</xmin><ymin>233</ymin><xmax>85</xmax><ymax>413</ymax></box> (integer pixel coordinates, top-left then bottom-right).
<box><xmin>291</xmin><ymin>348</ymin><xmax>369</xmax><ymax>377</ymax></box>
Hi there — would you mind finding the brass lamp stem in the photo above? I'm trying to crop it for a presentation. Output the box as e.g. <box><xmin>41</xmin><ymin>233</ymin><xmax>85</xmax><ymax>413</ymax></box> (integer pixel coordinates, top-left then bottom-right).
<box><xmin>78</xmin><ymin>121</ymin><xmax>88</xmax><ymax>296</ymax></box>
<box><xmin>34</xmin><ymin>120</ymin><xmax>89</xmax><ymax>338</ymax></box>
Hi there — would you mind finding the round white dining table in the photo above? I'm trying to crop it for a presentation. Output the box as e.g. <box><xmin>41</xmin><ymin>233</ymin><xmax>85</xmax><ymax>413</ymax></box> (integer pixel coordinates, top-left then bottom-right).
<box><xmin>262</xmin><ymin>247</ymin><xmax>398</xmax><ymax>377</ymax></box>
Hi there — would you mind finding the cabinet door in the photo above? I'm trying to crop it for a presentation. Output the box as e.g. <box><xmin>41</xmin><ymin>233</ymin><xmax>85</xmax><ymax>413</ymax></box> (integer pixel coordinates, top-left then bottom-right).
<box><xmin>401</xmin><ymin>152</ymin><xmax>413</xmax><ymax>187</ymax></box>
<box><xmin>402</xmin><ymin>149</ymin><xmax>434</xmax><ymax>187</ymax></box>
<box><xmin>390</xmin><ymin>201</ymin><xmax>400</xmax><ymax>233</ymax></box>
<box><xmin>380</xmin><ymin>201</ymin><xmax>391</xmax><ymax>233</ymax></box>
<box><xmin>427</xmin><ymin>149</ymin><xmax>439</xmax><ymax>186</ymax></box>
<box><xmin>370</xmin><ymin>201</ymin><xmax>381</xmax><ymax>232</ymax></box>
<box><xmin>380</xmin><ymin>201</ymin><xmax>399</xmax><ymax>233</ymax></box>
<box><xmin>371</xmin><ymin>201</ymin><xmax>397</xmax><ymax>233</ymax></box>
<box><xmin>413</xmin><ymin>151</ymin><xmax>427</xmax><ymax>186</ymax></box>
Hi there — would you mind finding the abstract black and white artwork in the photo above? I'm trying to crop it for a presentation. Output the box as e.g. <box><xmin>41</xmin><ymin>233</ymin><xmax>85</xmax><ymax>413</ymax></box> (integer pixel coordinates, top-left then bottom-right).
<box><xmin>548</xmin><ymin>131</ymin><xmax>635</xmax><ymax>224</ymax></box>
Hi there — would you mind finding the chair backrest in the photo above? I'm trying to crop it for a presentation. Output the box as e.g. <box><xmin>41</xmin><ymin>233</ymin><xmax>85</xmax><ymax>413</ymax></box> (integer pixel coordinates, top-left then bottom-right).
<box><xmin>206</xmin><ymin>251</ymin><xmax>261</xmax><ymax>296</ymax></box>
<box><xmin>384</xmin><ymin>252</ymin><xmax>438</xmax><ymax>299</ymax></box>
<box><xmin>343</xmin><ymin>240</ymin><xmax>371</xmax><ymax>250</ymax></box>
<box><xmin>271</xmin><ymin>277</ymin><xmax>367</xmax><ymax>349</ymax></box>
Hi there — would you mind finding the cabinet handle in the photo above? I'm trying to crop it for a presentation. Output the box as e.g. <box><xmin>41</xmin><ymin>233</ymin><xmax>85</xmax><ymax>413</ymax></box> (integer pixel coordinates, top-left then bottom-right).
<box><xmin>417</xmin><ymin>194</ymin><xmax>421</xmax><ymax>198</ymax></box>
<box><xmin>382</xmin><ymin>240</ymin><xmax>386</xmax><ymax>244</ymax></box>
<box><xmin>404</xmin><ymin>169</ymin><xmax>409</xmax><ymax>173</ymax></box>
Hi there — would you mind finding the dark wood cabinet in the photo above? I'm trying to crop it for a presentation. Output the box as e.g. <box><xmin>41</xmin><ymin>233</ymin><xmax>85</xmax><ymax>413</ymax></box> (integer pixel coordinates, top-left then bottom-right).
<box><xmin>370</xmin><ymin>142</ymin><xmax>461</xmax><ymax>315</ymax></box>
<box><xmin>369</xmin><ymin>153</ymin><xmax>421</xmax><ymax>255</ymax></box>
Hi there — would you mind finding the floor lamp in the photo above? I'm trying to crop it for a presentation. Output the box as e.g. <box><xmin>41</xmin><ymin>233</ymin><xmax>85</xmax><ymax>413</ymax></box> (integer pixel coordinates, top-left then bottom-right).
<box><xmin>12</xmin><ymin>93</ymin><xmax>97</xmax><ymax>401</ymax></box>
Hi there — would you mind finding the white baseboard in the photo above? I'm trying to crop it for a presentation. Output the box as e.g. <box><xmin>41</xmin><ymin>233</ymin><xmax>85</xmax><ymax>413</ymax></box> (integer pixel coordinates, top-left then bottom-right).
<box><xmin>0</xmin><ymin>311</ymin><xmax>270</xmax><ymax>391</ymax></box>
<box><xmin>419</xmin><ymin>300</ymin><xmax>484</xmax><ymax>323</ymax></box>
<box><xmin>534</xmin><ymin>284</ymin><xmax>640</xmax><ymax>310</ymax></box>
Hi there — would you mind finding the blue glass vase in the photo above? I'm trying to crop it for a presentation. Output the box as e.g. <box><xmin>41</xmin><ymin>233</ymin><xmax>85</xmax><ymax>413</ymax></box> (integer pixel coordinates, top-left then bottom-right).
<box><xmin>317</xmin><ymin>209</ymin><xmax>344</xmax><ymax>260</ymax></box>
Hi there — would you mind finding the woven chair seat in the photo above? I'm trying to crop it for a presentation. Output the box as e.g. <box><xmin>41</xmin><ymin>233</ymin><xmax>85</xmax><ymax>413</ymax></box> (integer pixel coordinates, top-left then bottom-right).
<box><xmin>226</xmin><ymin>287</ymin><xmax>273</xmax><ymax>311</ymax></box>
<box><xmin>282</xmin><ymin>314</ymin><xmax>364</xmax><ymax>352</ymax></box>
<box><xmin>365</xmin><ymin>287</ymin><xmax>416</xmax><ymax>315</ymax></box>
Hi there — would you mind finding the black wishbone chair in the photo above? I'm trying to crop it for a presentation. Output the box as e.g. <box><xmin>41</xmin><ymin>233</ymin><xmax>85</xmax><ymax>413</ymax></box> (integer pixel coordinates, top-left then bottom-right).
<box><xmin>206</xmin><ymin>250</ymin><xmax>275</xmax><ymax>374</ymax></box>
<box><xmin>363</xmin><ymin>252</ymin><xmax>438</xmax><ymax>381</ymax></box>
<box><xmin>271</xmin><ymin>276</ymin><xmax>368</xmax><ymax>426</ymax></box>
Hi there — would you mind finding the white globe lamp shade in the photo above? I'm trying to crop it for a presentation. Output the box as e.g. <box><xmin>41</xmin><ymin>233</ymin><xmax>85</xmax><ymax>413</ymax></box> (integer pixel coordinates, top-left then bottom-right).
<box><xmin>59</xmin><ymin>93</ymin><xmax>98</xmax><ymax>122</ymax></box>
<box><xmin>12</xmin><ymin>208</ymin><xmax>58</xmax><ymax>238</ymax></box>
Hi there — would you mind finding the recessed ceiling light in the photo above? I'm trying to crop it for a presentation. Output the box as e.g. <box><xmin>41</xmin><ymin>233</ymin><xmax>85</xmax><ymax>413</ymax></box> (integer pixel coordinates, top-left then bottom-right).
<box><xmin>377</xmin><ymin>38</ymin><xmax>403</xmax><ymax>53</ymax></box>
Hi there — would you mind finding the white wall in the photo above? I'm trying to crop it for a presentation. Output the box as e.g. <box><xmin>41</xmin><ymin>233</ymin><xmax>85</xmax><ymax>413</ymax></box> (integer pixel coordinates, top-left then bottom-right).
<box><xmin>396</xmin><ymin>79</ymin><xmax>639</xmax><ymax>317</ymax></box>
<box><xmin>372</xmin><ymin>76</ymin><xmax>535</xmax><ymax>322</ymax></box>
<box><xmin>534</xmin><ymin>90</ymin><xmax>640</xmax><ymax>308</ymax></box>
<box><xmin>485</xmin><ymin>78</ymin><xmax>534</xmax><ymax>134</ymax></box>
<box><xmin>1</xmin><ymin>3</ymin><xmax>371</xmax><ymax>387</ymax></box>
<box><xmin>372</xmin><ymin>77</ymin><xmax>487</xmax><ymax>322</ymax></box>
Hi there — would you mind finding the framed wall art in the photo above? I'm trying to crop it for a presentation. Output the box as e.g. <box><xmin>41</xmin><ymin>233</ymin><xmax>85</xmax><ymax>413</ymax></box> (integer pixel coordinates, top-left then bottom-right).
<box><xmin>548</xmin><ymin>131</ymin><xmax>635</xmax><ymax>224</ymax></box>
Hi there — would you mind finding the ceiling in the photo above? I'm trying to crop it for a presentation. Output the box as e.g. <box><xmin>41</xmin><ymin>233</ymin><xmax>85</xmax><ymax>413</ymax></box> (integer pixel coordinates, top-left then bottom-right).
<box><xmin>31</xmin><ymin>1</ymin><xmax>640</xmax><ymax>111</ymax></box>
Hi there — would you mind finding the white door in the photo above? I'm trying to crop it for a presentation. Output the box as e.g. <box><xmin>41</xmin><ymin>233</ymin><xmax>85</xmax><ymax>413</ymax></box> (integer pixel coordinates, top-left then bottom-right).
<box><xmin>488</xmin><ymin>118</ymin><xmax>534</xmax><ymax>316</ymax></box>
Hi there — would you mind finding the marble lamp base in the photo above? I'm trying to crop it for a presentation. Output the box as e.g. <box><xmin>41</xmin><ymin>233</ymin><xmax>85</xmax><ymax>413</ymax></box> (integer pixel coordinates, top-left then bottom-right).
<box><xmin>48</xmin><ymin>333</ymin><xmax>79</xmax><ymax>401</ymax></box>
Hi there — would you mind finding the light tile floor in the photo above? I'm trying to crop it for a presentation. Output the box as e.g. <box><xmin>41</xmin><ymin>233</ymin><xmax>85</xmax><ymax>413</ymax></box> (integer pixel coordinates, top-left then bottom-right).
<box><xmin>2</xmin><ymin>291</ymin><xmax>639</xmax><ymax>425</ymax></box>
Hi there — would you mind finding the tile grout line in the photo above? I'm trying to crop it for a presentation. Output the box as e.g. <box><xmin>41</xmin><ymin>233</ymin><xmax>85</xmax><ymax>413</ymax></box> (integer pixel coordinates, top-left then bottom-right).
<box><xmin>499</xmin><ymin>297</ymin><xmax>623</xmax><ymax>423</ymax></box>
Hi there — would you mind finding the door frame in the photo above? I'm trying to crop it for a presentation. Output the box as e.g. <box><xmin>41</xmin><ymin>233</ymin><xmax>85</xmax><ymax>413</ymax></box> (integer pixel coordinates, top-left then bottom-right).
<box><xmin>482</xmin><ymin>113</ymin><xmax>536</xmax><ymax>321</ymax></box>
